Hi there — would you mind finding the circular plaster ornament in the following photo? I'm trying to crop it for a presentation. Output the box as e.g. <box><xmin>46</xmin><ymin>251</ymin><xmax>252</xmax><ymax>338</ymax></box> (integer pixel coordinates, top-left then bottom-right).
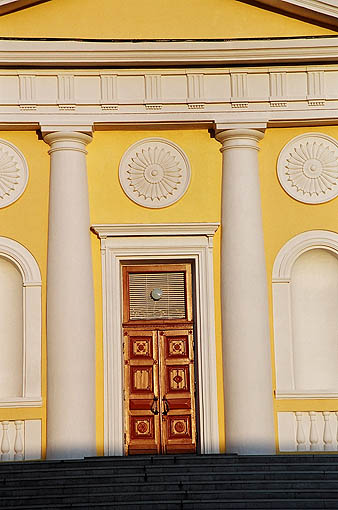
<box><xmin>119</xmin><ymin>137</ymin><xmax>191</xmax><ymax>208</ymax></box>
<box><xmin>0</xmin><ymin>139</ymin><xmax>28</xmax><ymax>208</ymax></box>
<box><xmin>277</xmin><ymin>133</ymin><xmax>338</xmax><ymax>204</ymax></box>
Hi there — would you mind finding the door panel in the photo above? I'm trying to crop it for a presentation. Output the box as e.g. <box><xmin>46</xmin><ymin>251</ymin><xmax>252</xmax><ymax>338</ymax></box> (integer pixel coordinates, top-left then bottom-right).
<box><xmin>124</xmin><ymin>330</ymin><xmax>160</xmax><ymax>454</ymax></box>
<box><xmin>124</xmin><ymin>328</ymin><xmax>196</xmax><ymax>455</ymax></box>
<box><xmin>160</xmin><ymin>329</ymin><xmax>196</xmax><ymax>454</ymax></box>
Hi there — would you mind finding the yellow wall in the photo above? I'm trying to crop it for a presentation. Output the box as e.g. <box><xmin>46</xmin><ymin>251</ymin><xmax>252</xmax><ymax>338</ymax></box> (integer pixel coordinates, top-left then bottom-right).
<box><xmin>259</xmin><ymin>126</ymin><xmax>338</xmax><ymax>451</ymax></box>
<box><xmin>0</xmin><ymin>0</ymin><xmax>336</xmax><ymax>39</ymax></box>
<box><xmin>0</xmin><ymin>131</ymin><xmax>49</xmax><ymax>456</ymax></box>
<box><xmin>0</xmin><ymin>127</ymin><xmax>226</xmax><ymax>457</ymax></box>
<box><xmin>87</xmin><ymin>128</ymin><xmax>225</xmax><ymax>454</ymax></box>
<box><xmin>1</xmin><ymin>125</ymin><xmax>338</xmax><ymax>457</ymax></box>
<box><xmin>90</xmin><ymin>124</ymin><xmax>338</xmax><ymax>455</ymax></box>
<box><xmin>0</xmin><ymin>0</ymin><xmax>336</xmax><ymax>462</ymax></box>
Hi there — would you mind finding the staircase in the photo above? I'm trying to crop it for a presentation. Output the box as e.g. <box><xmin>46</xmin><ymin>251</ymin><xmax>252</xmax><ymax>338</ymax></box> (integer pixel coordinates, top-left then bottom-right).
<box><xmin>1</xmin><ymin>454</ymin><xmax>338</xmax><ymax>509</ymax></box>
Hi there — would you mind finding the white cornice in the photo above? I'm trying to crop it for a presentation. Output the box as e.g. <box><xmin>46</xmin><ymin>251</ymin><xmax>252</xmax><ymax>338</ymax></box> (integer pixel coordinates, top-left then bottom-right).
<box><xmin>245</xmin><ymin>0</ymin><xmax>338</xmax><ymax>26</ymax></box>
<box><xmin>91</xmin><ymin>223</ymin><xmax>220</xmax><ymax>238</ymax></box>
<box><xmin>1</xmin><ymin>38</ymin><xmax>338</xmax><ymax>67</ymax></box>
<box><xmin>0</xmin><ymin>0</ymin><xmax>50</xmax><ymax>15</ymax></box>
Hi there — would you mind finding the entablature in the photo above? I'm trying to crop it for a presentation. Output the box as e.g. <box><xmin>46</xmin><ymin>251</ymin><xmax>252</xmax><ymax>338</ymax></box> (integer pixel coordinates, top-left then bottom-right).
<box><xmin>0</xmin><ymin>64</ymin><xmax>338</xmax><ymax>130</ymax></box>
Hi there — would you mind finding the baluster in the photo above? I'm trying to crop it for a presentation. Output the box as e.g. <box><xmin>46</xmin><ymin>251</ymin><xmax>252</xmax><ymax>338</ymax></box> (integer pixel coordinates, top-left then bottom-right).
<box><xmin>309</xmin><ymin>411</ymin><xmax>319</xmax><ymax>451</ymax></box>
<box><xmin>295</xmin><ymin>412</ymin><xmax>306</xmax><ymax>451</ymax></box>
<box><xmin>1</xmin><ymin>421</ymin><xmax>10</xmax><ymax>461</ymax></box>
<box><xmin>14</xmin><ymin>421</ymin><xmax>24</xmax><ymax>461</ymax></box>
<box><xmin>323</xmin><ymin>412</ymin><xmax>333</xmax><ymax>451</ymax></box>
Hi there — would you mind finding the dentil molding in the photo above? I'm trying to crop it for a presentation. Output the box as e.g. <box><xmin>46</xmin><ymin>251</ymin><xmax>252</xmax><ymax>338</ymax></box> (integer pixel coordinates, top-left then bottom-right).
<box><xmin>0</xmin><ymin>139</ymin><xmax>28</xmax><ymax>208</ymax></box>
<box><xmin>277</xmin><ymin>132</ymin><xmax>338</xmax><ymax>204</ymax></box>
<box><xmin>119</xmin><ymin>138</ymin><xmax>191</xmax><ymax>208</ymax></box>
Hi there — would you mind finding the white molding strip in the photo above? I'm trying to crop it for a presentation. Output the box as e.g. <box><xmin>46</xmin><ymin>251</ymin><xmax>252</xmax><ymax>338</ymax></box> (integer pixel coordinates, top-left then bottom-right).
<box><xmin>92</xmin><ymin>223</ymin><xmax>219</xmax><ymax>238</ymax></box>
<box><xmin>0</xmin><ymin>0</ymin><xmax>50</xmax><ymax>15</ymax></box>
<box><xmin>92</xmin><ymin>223</ymin><xmax>220</xmax><ymax>456</ymax></box>
<box><xmin>251</xmin><ymin>0</ymin><xmax>338</xmax><ymax>26</ymax></box>
<box><xmin>1</xmin><ymin>38</ymin><xmax>338</xmax><ymax>66</ymax></box>
<box><xmin>276</xmin><ymin>391</ymin><xmax>338</xmax><ymax>399</ymax></box>
<box><xmin>273</xmin><ymin>230</ymin><xmax>338</xmax><ymax>280</ymax></box>
<box><xmin>0</xmin><ymin>236</ymin><xmax>41</xmax><ymax>285</ymax></box>
<box><xmin>0</xmin><ymin>397</ymin><xmax>42</xmax><ymax>408</ymax></box>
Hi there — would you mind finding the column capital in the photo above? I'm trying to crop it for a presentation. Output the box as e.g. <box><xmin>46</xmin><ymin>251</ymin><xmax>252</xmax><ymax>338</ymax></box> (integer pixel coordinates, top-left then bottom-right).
<box><xmin>43</xmin><ymin>131</ymin><xmax>92</xmax><ymax>155</ymax></box>
<box><xmin>215</xmin><ymin>128</ymin><xmax>264</xmax><ymax>152</ymax></box>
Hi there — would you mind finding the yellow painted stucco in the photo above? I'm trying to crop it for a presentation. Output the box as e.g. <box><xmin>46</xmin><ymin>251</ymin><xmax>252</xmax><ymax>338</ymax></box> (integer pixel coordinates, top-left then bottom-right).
<box><xmin>87</xmin><ymin>128</ymin><xmax>224</xmax><ymax>454</ymax></box>
<box><xmin>0</xmin><ymin>131</ymin><xmax>49</xmax><ymax>457</ymax></box>
<box><xmin>0</xmin><ymin>0</ymin><xmax>336</xmax><ymax>461</ymax></box>
<box><xmin>90</xmin><ymin>125</ymin><xmax>338</xmax><ymax>455</ymax></box>
<box><xmin>0</xmin><ymin>0</ymin><xmax>336</xmax><ymax>39</ymax></box>
<box><xmin>259</xmin><ymin>126</ymin><xmax>338</xmax><ymax>451</ymax></box>
<box><xmin>1</xmin><ymin>123</ymin><xmax>338</xmax><ymax>456</ymax></box>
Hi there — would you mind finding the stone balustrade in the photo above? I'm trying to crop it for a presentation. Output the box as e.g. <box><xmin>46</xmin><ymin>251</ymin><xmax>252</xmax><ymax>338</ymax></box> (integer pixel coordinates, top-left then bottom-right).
<box><xmin>0</xmin><ymin>419</ymin><xmax>41</xmax><ymax>461</ymax></box>
<box><xmin>278</xmin><ymin>411</ymin><xmax>338</xmax><ymax>452</ymax></box>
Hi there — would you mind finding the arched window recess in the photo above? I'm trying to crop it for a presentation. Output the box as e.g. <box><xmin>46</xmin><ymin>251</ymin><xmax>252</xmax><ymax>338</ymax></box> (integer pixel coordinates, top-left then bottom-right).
<box><xmin>0</xmin><ymin>237</ymin><xmax>41</xmax><ymax>408</ymax></box>
<box><xmin>273</xmin><ymin>230</ymin><xmax>338</xmax><ymax>399</ymax></box>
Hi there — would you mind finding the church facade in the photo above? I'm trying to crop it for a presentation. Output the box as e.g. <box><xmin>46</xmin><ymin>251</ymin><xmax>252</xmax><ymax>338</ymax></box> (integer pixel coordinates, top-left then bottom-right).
<box><xmin>0</xmin><ymin>0</ymin><xmax>338</xmax><ymax>461</ymax></box>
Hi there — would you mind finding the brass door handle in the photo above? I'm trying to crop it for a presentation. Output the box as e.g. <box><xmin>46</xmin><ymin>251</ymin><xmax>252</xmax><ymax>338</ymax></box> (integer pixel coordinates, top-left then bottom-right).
<box><xmin>162</xmin><ymin>395</ymin><xmax>170</xmax><ymax>415</ymax></box>
<box><xmin>150</xmin><ymin>396</ymin><xmax>159</xmax><ymax>415</ymax></box>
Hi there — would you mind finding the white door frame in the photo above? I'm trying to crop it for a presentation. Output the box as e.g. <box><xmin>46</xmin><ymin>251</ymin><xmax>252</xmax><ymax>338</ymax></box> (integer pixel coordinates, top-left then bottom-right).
<box><xmin>92</xmin><ymin>223</ymin><xmax>220</xmax><ymax>456</ymax></box>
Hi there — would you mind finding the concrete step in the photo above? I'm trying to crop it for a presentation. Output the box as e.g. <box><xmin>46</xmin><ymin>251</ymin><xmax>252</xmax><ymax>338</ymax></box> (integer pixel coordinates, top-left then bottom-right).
<box><xmin>3</xmin><ymin>468</ymin><xmax>338</xmax><ymax>488</ymax></box>
<box><xmin>3</xmin><ymin>461</ymin><xmax>338</xmax><ymax>481</ymax></box>
<box><xmin>4</xmin><ymin>500</ymin><xmax>338</xmax><ymax>510</ymax></box>
<box><xmin>2</xmin><ymin>454</ymin><xmax>338</xmax><ymax>508</ymax></box>
<box><xmin>2</xmin><ymin>488</ymin><xmax>338</xmax><ymax>506</ymax></box>
<box><xmin>2</xmin><ymin>478</ymin><xmax>338</xmax><ymax>496</ymax></box>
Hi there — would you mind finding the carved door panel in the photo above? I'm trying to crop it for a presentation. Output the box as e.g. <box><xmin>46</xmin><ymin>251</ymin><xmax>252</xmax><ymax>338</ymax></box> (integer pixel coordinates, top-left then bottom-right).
<box><xmin>159</xmin><ymin>329</ymin><xmax>196</xmax><ymax>454</ymax></box>
<box><xmin>124</xmin><ymin>328</ymin><xmax>196</xmax><ymax>455</ymax></box>
<box><xmin>124</xmin><ymin>330</ymin><xmax>160</xmax><ymax>455</ymax></box>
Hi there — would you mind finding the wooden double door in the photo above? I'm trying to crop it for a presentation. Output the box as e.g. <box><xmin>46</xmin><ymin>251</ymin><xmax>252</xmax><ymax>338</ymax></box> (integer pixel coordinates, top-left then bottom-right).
<box><xmin>122</xmin><ymin>263</ymin><xmax>197</xmax><ymax>455</ymax></box>
<box><xmin>123</xmin><ymin>327</ymin><xmax>196</xmax><ymax>455</ymax></box>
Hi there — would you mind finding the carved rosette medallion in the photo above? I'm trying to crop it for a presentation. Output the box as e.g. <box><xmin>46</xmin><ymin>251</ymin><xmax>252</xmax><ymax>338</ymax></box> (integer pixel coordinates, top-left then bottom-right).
<box><xmin>277</xmin><ymin>133</ymin><xmax>338</xmax><ymax>204</ymax></box>
<box><xmin>0</xmin><ymin>139</ymin><xmax>28</xmax><ymax>208</ymax></box>
<box><xmin>119</xmin><ymin>138</ymin><xmax>191</xmax><ymax>208</ymax></box>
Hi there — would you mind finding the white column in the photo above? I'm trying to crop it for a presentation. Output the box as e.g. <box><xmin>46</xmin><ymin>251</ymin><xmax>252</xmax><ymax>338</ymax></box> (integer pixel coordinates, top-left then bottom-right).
<box><xmin>44</xmin><ymin>131</ymin><xmax>96</xmax><ymax>459</ymax></box>
<box><xmin>215</xmin><ymin>128</ymin><xmax>275</xmax><ymax>454</ymax></box>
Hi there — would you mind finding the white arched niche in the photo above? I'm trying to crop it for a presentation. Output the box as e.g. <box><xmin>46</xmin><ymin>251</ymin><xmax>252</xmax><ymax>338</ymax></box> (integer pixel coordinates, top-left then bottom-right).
<box><xmin>273</xmin><ymin>230</ymin><xmax>338</xmax><ymax>398</ymax></box>
<box><xmin>0</xmin><ymin>237</ymin><xmax>42</xmax><ymax>407</ymax></box>
<box><xmin>0</xmin><ymin>257</ymin><xmax>23</xmax><ymax>397</ymax></box>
